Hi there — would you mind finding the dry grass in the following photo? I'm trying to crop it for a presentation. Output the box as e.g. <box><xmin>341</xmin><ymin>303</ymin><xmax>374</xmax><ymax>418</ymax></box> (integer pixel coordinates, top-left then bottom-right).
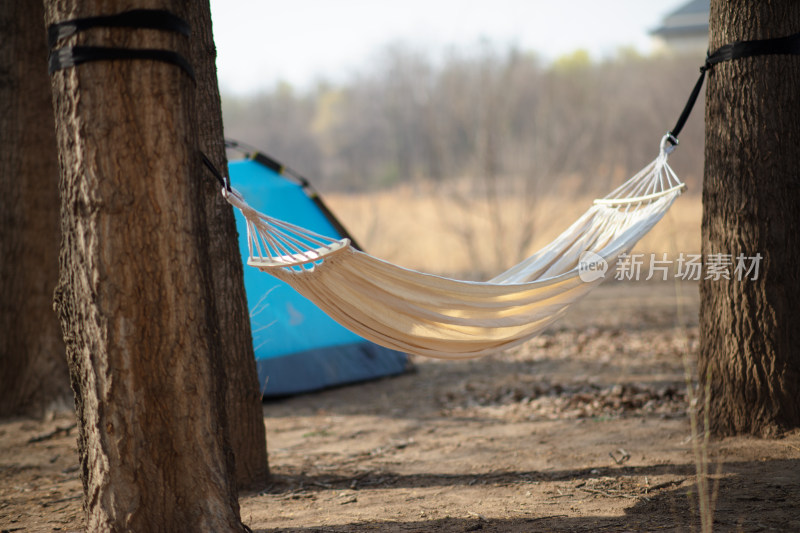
<box><xmin>327</xmin><ymin>184</ymin><xmax>702</xmax><ymax>279</ymax></box>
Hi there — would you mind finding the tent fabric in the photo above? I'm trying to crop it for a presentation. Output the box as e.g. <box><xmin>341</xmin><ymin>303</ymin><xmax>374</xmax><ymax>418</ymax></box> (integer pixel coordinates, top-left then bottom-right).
<box><xmin>229</xmin><ymin>159</ymin><xmax>408</xmax><ymax>397</ymax></box>
<box><xmin>226</xmin><ymin>140</ymin><xmax>685</xmax><ymax>360</ymax></box>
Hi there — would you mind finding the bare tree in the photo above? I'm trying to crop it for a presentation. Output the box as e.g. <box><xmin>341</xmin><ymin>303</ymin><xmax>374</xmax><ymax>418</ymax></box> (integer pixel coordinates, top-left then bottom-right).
<box><xmin>188</xmin><ymin>0</ymin><xmax>269</xmax><ymax>489</ymax></box>
<box><xmin>45</xmin><ymin>1</ymin><xmax>246</xmax><ymax>529</ymax></box>
<box><xmin>0</xmin><ymin>0</ymin><xmax>69</xmax><ymax>416</ymax></box>
<box><xmin>700</xmin><ymin>1</ymin><xmax>800</xmax><ymax>436</ymax></box>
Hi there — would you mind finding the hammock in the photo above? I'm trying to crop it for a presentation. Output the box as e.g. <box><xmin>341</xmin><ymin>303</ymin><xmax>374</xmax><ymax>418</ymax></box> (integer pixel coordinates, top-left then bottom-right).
<box><xmin>224</xmin><ymin>136</ymin><xmax>684</xmax><ymax>359</ymax></box>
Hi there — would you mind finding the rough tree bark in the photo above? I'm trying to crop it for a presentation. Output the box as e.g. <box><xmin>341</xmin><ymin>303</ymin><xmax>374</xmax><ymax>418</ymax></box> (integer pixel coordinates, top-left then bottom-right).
<box><xmin>45</xmin><ymin>0</ymin><xmax>246</xmax><ymax>530</ymax></box>
<box><xmin>701</xmin><ymin>1</ymin><xmax>800</xmax><ymax>436</ymax></box>
<box><xmin>0</xmin><ymin>0</ymin><xmax>70</xmax><ymax>416</ymax></box>
<box><xmin>188</xmin><ymin>1</ymin><xmax>269</xmax><ymax>489</ymax></box>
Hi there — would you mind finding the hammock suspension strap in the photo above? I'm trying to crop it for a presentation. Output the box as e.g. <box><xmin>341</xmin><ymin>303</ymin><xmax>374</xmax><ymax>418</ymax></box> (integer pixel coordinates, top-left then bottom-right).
<box><xmin>668</xmin><ymin>30</ymin><xmax>800</xmax><ymax>143</ymax></box>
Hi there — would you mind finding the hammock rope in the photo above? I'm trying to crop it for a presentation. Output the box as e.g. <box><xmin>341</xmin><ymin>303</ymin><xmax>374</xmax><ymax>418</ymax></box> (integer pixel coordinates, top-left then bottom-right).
<box><xmin>224</xmin><ymin>135</ymin><xmax>685</xmax><ymax>359</ymax></box>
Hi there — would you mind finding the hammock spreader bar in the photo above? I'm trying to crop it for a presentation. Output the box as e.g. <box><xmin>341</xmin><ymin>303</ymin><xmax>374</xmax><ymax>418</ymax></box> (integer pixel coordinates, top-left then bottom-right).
<box><xmin>225</xmin><ymin>140</ymin><xmax>364</xmax><ymax>251</ymax></box>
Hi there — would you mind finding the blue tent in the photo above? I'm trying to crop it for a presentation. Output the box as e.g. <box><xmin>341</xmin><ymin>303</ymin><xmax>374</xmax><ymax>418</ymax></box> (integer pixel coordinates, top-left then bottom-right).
<box><xmin>228</xmin><ymin>155</ymin><xmax>409</xmax><ymax>397</ymax></box>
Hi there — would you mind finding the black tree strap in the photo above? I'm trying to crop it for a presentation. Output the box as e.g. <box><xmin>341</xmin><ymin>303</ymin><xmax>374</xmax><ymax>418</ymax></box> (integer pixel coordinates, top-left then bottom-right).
<box><xmin>49</xmin><ymin>46</ymin><xmax>195</xmax><ymax>80</ymax></box>
<box><xmin>47</xmin><ymin>9</ymin><xmax>190</xmax><ymax>48</ymax></box>
<box><xmin>668</xmin><ymin>31</ymin><xmax>800</xmax><ymax>145</ymax></box>
<box><xmin>47</xmin><ymin>9</ymin><xmax>194</xmax><ymax>81</ymax></box>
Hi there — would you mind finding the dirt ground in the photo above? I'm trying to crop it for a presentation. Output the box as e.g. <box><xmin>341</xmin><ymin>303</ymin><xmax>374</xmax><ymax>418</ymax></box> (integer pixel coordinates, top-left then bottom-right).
<box><xmin>2</xmin><ymin>280</ymin><xmax>800</xmax><ymax>532</ymax></box>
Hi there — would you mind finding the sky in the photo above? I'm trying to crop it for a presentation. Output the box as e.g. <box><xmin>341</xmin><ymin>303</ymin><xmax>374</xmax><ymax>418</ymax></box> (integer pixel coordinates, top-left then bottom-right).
<box><xmin>209</xmin><ymin>0</ymin><xmax>689</xmax><ymax>96</ymax></box>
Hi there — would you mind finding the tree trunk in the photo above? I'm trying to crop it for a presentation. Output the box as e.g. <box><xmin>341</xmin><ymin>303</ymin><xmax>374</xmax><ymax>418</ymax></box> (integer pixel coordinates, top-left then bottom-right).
<box><xmin>0</xmin><ymin>0</ymin><xmax>70</xmax><ymax>416</ymax></box>
<box><xmin>701</xmin><ymin>1</ymin><xmax>800</xmax><ymax>436</ymax></box>
<box><xmin>188</xmin><ymin>1</ymin><xmax>269</xmax><ymax>489</ymax></box>
<box><xmin>45</xmin><ymin>1</ymin><xmax>246</xmax><ymax>530</ymax></box>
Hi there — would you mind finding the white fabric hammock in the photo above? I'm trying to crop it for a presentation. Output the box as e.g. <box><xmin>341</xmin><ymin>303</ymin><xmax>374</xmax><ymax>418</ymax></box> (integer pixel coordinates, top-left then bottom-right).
<box><xmin>224</xmin><ymin>138</ymin><xmax>684</xmax><ymax>359</ymax></box>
